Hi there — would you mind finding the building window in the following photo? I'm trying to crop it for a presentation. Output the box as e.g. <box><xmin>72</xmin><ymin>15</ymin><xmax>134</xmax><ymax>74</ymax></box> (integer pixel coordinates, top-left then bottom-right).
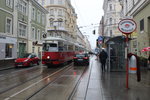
<box><xmin>19</xmin><ymin>23</ymin><xmax>27</xmax><ymax>37</ymax></box>
<box><xmin>5</xmin><ymin>44</ymin><xmax>13</xmax><ymax>58</ymax></box>
<box><xmin>6</xmin><ymin>17</ymin><xmax>12</xmax><ymax>34</ymax></box>
<box><xmin>58</xmin><ymin>19</ymin><xmax>63</xmax><ymax>27</ymax></box>
<box><xmin>50</xmin><ymin>0</ymin><xmax>54</xmax><ymax>4</ymax></box>
<box><xmin>109</xmin><ymin>18</ymin><xmax>112</xmax><ymax>25</ymax></box>
<box><xmin>32</xmin><ymin>7</ymin><xmax>36</xmax><ymax>20</ymax></box>
<box><xmin>37</xmin><ymin>11</ymin><xmax>41</xmax><ymax>23</ymax></box>
<box><xmin>109</xmin><ymin>4</ymin><xmax>112</xmax><ymax>11</ymax></box>
<box><xmin>110</xmin><ymin>30</ymin><xmax>112</xmax><ymax>36</ymax></box>
<box><xmin>133</xmin><ymin>40</ymin><xmax>137</xmax><ymax>48</ymax></box>
<box><xmin>6</xmin><ymin>0</ymin><xmax>13</xmax><ymax>8</ymax></box>
<box><xmin>42</xmin><ymin>14</ymin><xmax>45</xmax><ymax>25</ymax></box>
<box><xmin>140</xmin><ymin>19</ymin><xmax>144</xmax><ymax>31</ymax></box>
<box><xmin>50</xmin><ymin>9</ymin><xmax>54</xmax><ymax>16</ymax></box>
<box><xmin>37</xmin><ymin>29</ymin><xmax>40</xmax><ymax>40</ymax></box>
<box><xmin>58</xmin><ymin>0</ymin><xmax>62</xmax><ymax>4</ymax></box>
<box><xmin>32</xmin><ymin>27</ymin><xmax>35</xmax><ymax>39</ymax></box>
<box><xmin>35</xmin><ymin>31</ymin><xmax>37</xmax><ymax>40</ymax></box>
<box><xmin>58</xmin><ymin>9</ymin><xmax>62</xmax><ymax>16</ymax></box>
<box><xmin>49</xmin><ymin>18</ymin><xmax>54</xmax><ymax>27</ymax></box>
<box><xmin>42</xmin><ymin>0</ymin><xmax>45</xmax><ymax>5</ymax></box>
<box><xmin>18</xmin><ymin>0</ymin><xmax>27</xmax><ymax>15</ymax></box>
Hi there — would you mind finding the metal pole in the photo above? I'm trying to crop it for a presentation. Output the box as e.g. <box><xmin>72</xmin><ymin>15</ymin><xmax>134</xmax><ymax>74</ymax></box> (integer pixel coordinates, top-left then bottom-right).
<box><xmin>126</xmin><ymin>34</ymin><xmax>129</xmax><ymax>89</ymax></box>
<box><xmin>109</xmin><ymin>44</ymin><xmax>110</xmax><ymax>72</ymax></box>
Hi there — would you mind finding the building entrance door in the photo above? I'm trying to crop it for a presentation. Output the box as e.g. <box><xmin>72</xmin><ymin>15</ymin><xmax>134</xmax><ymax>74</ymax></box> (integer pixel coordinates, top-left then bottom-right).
<box><xmin>19</xmin><ymin>43</ymin><xmax>26</xmax><ymax>58</ymax></box>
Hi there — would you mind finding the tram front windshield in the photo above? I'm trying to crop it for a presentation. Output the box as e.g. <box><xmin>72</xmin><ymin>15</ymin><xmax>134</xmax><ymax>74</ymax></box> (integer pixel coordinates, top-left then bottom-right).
<box><xmin>43</xmin><ymin>43</ymin><xmax>58</xmax><ymax>51</ymax></box>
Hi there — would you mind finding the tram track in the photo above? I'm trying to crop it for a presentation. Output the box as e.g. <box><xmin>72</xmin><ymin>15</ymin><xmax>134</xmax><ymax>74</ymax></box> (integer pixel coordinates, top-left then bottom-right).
<box><xmin>0</xmin><ymin>62</ymin><xmax>90</xmax><ymax>100</ymax></box>
<box><xmin>68</xmin><ymin>57</ymin><xmax>93</xmax><ymax>100</ymax></box>
<box><xmin>26</xmin><ymin>65</ymin><xmax>89</xmax><ymax>100</ymax></box>
<box><xmin>0</xmin><ymin>66</ymin><xmax>42</xmax><ymax>79</ymax></box>
<box><xmin>26</xmin><ymin>64</ymin><xmax>73</xmax><ymax>100</ymax></box>
<box><xmin>0</xmin><ymin>66</ymin><xmax>49</xmax><ymax>94</ymax></box>
<box><xmin>1</xmin><ymin>63</ymin><xmax>73</xmax><ymax>100</ymax></box>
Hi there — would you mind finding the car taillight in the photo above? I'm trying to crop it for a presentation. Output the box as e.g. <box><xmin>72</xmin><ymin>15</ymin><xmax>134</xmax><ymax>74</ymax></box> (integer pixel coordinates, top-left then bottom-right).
<box><xmin>73</xmin><ymin>57</ymin><xmax>77</xmax><ymax>59</ymax></box>
<box><xmin>83</xmin><ymin>57</ymin><xmax>88</xmax><ymax>59</ymax></box>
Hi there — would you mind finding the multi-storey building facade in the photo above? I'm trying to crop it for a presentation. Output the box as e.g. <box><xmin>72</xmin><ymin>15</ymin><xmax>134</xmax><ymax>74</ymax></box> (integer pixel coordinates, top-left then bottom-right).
<box><xmin>0</xmin><ymin>0</ymin><xmax>17</xmax><ymax>60</ymax></box>
<box><xmin>103</xmin><ymin>0</ymin><xmax>123</xmax><ymax>37</ymax></box>
<box><xmin>16</xmin><ymin>0</ymin><xmax>48</xmax><ymax>58</ymax></box>
<box><xmin>99</xmin><ymin>16</ymin><xmax>104</xmax><ymax>36</ymax></box>
<box><xmin>28</xmin><ymin>0</ymin><xmax>48</xmax><ymax>59</ymax></box>
<box><xmin>0</xmin><ymin>0</ymin><xmax>48</xmax><ymax>62</ymax></box>
<box><xmin>37</xmin><ymin>0</ymin><xmax>78</xmax><ymax>43</ymax></box>
<box><xmin>123</xmin><ymin>0</ymin><xmax>150</xmax><ymax>57</ymax></box>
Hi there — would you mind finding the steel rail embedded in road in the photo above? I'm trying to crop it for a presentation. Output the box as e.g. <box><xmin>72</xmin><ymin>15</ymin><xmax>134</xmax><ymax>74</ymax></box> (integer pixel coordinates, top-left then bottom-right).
<box><xmin>2</xmin><ymin>64</ymin><xmax>72</xmax><ymax>100</ymax></box>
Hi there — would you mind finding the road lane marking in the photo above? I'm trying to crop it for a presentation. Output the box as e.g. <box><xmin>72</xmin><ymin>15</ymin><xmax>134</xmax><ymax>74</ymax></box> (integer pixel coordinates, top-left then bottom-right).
<box><xmin>4</xmin><ymin>65</ymin><xmax>71</xmax><ymax>100</ymax></box>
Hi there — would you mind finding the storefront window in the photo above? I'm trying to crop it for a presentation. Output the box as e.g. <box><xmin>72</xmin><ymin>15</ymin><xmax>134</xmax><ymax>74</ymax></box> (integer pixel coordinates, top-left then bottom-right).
<box><xmin>5</xmin><ymin>44</ymin><xmax>13</xmax><ymax>58</ymax></box>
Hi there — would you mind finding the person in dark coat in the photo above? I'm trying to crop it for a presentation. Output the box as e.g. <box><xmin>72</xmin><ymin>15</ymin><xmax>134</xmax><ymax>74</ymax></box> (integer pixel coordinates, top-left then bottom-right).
<box><xmin>99</xmin><ymin>49</ymin><xmax>108</xmax><ymax>72</ymax></box>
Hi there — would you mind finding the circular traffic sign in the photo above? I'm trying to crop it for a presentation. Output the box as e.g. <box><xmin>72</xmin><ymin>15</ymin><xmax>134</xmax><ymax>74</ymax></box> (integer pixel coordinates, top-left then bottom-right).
<box><xmin>118</xmin><ymin>19</ymin><xmax>137</xmax><ymax>34</ymax></box>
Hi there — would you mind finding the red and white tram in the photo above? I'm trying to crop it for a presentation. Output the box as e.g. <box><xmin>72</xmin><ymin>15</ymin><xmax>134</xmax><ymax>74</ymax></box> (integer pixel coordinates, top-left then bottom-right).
<box><xmin>42</xmin><ymin>37</ymin><xmax>84</xmax><ymax>67</ymax></box>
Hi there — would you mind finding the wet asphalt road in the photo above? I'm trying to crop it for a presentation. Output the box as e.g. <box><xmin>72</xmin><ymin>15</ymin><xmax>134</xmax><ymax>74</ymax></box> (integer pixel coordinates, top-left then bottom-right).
<box><xmin>1</xmin><ymin>55</ymin><xmax>150</xmax><ymax>100</ymax></box>
<box><xmin>0</xmin><ymin>63</ymin><xmax>88</xmax><ymax>100</ymax></box>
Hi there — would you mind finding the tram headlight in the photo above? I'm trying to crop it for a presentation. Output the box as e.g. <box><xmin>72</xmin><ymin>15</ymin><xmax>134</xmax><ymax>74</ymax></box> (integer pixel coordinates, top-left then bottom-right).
<box><xmin>47</xmin><ymin>56</ymin><xmax>50</xmax><ymax>59</ymax></box>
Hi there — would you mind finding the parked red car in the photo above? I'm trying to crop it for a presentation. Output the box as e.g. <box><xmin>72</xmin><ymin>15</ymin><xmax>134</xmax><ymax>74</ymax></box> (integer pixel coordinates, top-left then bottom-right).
<box><xmin>15</xmin><ymin>53</ymin><xmax>40</xmax><ymax>67</ymax></box>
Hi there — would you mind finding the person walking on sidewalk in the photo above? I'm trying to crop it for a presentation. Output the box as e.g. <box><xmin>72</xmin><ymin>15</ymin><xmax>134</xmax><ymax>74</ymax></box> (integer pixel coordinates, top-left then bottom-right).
<box><xmin>99</xmin><ymin>49</ymin><xmax>108</xmax><ymax>72</ymax></box>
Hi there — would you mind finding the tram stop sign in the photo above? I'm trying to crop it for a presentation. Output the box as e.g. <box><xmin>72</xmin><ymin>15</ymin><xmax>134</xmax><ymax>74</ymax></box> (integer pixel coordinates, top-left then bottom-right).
<box><xmin>118</xmin><ymin>19</ymin><xmax>137</xmax><ymax>35</ymax></box>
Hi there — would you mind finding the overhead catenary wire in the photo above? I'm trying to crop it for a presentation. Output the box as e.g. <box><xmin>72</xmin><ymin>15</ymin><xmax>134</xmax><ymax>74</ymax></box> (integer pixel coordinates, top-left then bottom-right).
<box><xmin>71</xmin><ymin>0</ymin><xmax>87</xmax><ymax>26</ymax></box>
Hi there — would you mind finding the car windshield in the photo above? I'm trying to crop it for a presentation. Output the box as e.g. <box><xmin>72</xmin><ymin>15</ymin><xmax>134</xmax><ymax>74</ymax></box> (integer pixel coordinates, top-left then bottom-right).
<box><xmin>20</xmin><ymin>53</ymin><xmax>31</xmax><ymax>58</ymax></box>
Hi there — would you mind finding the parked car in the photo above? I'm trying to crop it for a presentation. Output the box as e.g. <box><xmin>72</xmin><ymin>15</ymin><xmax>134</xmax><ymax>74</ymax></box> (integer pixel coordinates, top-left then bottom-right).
<box><xmin>15</xmin><ymin>53</ymin><xmax>40</xmax><ymax>67</ymax></box>
<box><xmin>73</xmin><ymin>53</ymin><xmax>89</xmax><ymax>66</ymax></box>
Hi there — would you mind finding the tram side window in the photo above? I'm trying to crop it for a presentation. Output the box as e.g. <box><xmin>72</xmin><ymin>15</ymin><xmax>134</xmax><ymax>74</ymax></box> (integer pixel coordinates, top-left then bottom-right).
<box><xmin>58</xmin><ymin>46</ymin><xmax>63</xmax><ymax>51</ymax></box>
<box><xmin>64</xmin><ymin>44</ymin><xmax>67</xmax><ymax>51</ymax></box>
<box><xmin>68</xmin><ymin>45</ymin><xmax>73</xmax><ymax>51</ymax></box>
<box><xmin>58</xmin><ymin>42</ymin><xmax>64</xmax><ymax>52</ymax></box>
<box><xmin>75</xmin><ymin>46</ymin><xmax>78</xmax><ymax>51</ymax></box>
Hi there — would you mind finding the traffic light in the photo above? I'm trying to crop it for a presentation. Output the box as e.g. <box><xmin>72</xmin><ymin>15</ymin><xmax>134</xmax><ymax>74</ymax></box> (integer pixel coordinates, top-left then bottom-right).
<box><xmin>93</xmin><ymin>30</ymin><xmax>95</xmax><ymax>35</ymax></box>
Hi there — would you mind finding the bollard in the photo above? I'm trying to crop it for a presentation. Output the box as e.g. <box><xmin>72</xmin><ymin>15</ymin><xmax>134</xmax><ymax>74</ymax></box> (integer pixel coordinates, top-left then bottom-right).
<box><xmin>129</xmin><ymin>55</ymin><xmax>137</xmax><ymax>74</ymax></box>
<box><xmin>128</xmin><ymin>53</ymin><xmax>141</xmax><ymax>82</ymax></box>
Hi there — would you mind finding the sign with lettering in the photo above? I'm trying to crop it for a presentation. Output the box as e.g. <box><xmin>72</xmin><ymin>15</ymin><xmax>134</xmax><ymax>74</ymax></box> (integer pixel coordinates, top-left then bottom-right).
<box><xmin>118</xmin><ymin>19</ymin><xmax>137</xmax><ymax>34</ymax></box>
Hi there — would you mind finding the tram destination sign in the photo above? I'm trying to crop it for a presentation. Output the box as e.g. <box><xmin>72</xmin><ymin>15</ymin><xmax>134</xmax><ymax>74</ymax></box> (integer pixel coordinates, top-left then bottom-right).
<box><xmin>118</xmin><ymin>19</ymin><xmax>137</xmax><ymax>34</ymax></box>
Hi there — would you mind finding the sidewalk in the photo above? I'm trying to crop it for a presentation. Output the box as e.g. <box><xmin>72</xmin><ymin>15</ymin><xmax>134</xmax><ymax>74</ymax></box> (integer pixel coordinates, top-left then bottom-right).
<box><xmin>72</xmin><ymin>56</ymin><xmax>150</xmax><ymax>100</ymax></box>
<box><xmin>0</xmin><ymin>59</ymin><xmax>15</xmax><ymax>71</ymax></box>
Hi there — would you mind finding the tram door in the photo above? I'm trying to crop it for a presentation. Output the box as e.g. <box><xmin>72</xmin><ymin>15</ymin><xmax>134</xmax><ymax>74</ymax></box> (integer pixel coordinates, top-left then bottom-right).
<box><xmin>109</xmin><ymin>43</ymin><xmax>125</xmax><ymax>71</ymax></box>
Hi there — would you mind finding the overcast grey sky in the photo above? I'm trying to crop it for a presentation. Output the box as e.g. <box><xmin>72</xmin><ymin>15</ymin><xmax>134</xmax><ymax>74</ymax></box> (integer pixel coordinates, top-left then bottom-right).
<box><xmin>71</xmin><ymin>0</ymin><xmax>104</xmax><ymax>49</ymax></box>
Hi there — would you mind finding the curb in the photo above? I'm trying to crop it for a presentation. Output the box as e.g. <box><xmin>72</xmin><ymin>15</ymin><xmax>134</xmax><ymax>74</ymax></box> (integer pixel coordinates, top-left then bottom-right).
<box><xmin>0</xmin><ymin>67</ymin><xmax>14</xmax><ymax>71</ymax></box>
